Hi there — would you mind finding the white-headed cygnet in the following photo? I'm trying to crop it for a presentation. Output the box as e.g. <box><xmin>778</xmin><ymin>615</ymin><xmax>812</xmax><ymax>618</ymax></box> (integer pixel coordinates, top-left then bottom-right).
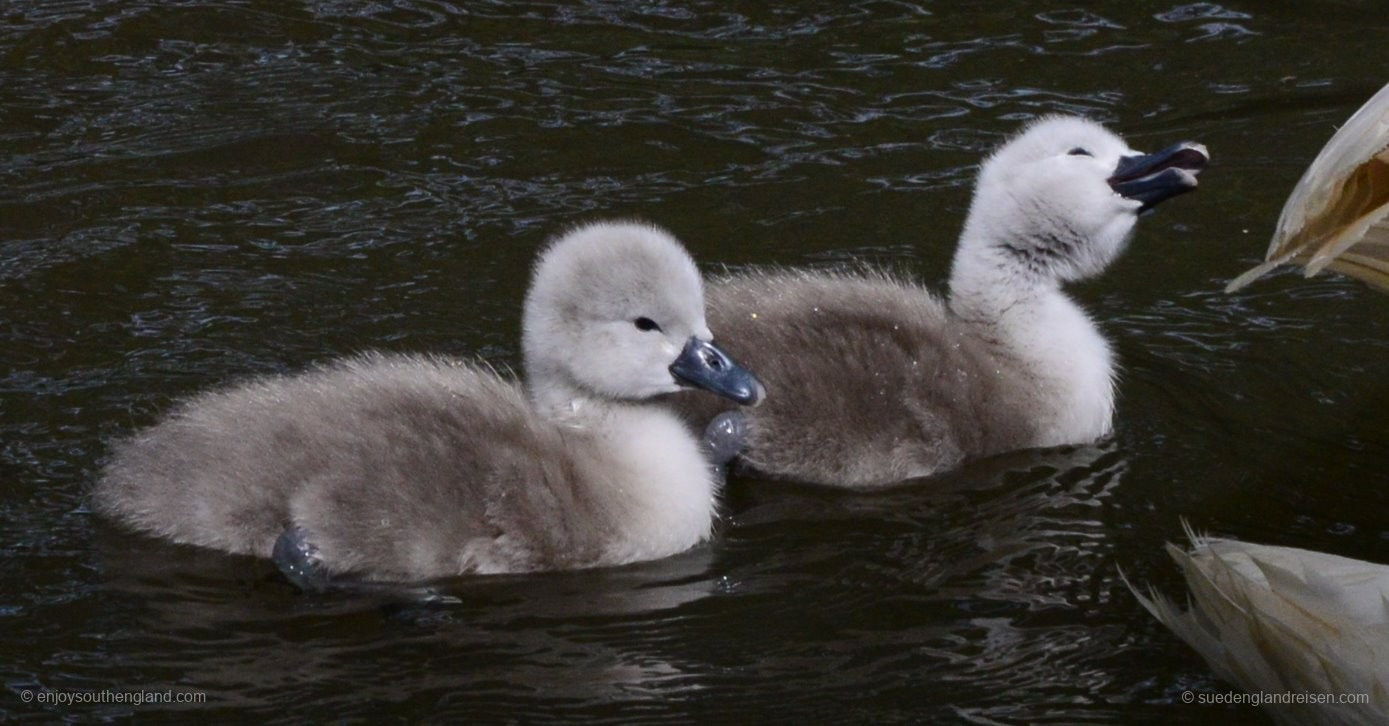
<box><xmin>94</xmin><ymin>221</ymin><xmax>764</xmax><ymax>587</ymax></box>
<box><xmin>675</xmin><ymin>116</ymin><xmax>1208</xmax><ymax>488</ymax></box>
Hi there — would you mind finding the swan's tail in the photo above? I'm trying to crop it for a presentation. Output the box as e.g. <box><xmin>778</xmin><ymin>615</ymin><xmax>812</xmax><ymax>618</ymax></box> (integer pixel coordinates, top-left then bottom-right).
<box><xmin>1125</xmin><ymin>521</ymin><xmax>1389</xmax><ymax>725</ymax></box>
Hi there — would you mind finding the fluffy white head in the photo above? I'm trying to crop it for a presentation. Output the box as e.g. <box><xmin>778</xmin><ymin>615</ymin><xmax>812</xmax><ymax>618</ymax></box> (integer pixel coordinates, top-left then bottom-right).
<box><xmin>954</xmin><ymin>116</ymin><xmax>1144</xmax><ymax>286</ymax></box>
<box><xmin>522</xmin><ymin>221</ymin><xmax>712</xmax><ymax>408</ymax></box>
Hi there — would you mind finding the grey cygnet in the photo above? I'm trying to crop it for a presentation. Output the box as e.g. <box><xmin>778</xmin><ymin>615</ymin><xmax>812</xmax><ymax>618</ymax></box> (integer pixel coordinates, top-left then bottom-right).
<box><xmin>675</xmin><ymin>116</ymin><xmax>1207</xmax><ymax>487</ymax></box>
<box><xmin>95</xmin><ymin>221</ymin><xmax>764</xmax><ymax>584</ymax></box>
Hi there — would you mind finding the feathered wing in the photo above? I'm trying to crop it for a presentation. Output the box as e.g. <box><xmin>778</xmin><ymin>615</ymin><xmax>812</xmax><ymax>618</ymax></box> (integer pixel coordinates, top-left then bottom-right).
<box><xmin>1128</xmin><ymin>526</ymin><xmax>1389</xmax><ymax>725</ymax></box>
<box><xmin>1228</xmin><ymin>83</ymin><xmax>1389</xmax><ymax>292</ymax></box>
<box><xmin>1287</xmin><ymin>145</ymin><xmax>1389</xmax><ymax>291</ymax></box>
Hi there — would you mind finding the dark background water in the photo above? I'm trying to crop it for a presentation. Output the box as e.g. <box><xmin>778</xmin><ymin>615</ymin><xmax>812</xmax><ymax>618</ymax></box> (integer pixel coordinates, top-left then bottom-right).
<box><xmin>4</xmin><ymin>1</ymin><xmax>1388</xmax><ymax>722</ymax></box>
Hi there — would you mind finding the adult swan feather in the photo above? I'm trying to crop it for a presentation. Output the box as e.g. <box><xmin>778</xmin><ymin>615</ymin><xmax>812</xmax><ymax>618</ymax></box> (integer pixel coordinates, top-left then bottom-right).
<box><xmin>1127</xmin><ymin>525</ymin><xmax>1389</xmax><ymax>726</ymax></box>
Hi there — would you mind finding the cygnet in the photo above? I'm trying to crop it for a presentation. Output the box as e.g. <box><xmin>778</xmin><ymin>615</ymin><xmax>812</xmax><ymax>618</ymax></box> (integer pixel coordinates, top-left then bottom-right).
<box><xmin>674</xmin><ymin>116</ymin><xmax>1207</xmax><ymax>487</ymax></box>
<box><xmin>95</xmin><ymin>221</ymin><xmax>764</xmax><ymax>584</ymax></box>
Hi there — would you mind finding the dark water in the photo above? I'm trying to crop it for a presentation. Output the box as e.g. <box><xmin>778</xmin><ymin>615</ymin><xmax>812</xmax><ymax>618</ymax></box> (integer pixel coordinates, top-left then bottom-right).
<box><xmin>4</xmin><ymin>0</ymin><xmax>1389</xmax><ymax>721</ymax></box>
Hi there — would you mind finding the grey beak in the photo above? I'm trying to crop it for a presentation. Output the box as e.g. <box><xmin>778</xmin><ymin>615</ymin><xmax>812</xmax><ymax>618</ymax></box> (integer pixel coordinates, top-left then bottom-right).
<box><xmin>1108</xmin><ymin>141</ymin><xmax>1210</xmax><ymax>214</ymax></box>
<box><xmin>669</xmin><ymin>337</ymin><xmax>765</xmax><ymax>407</ymax></box>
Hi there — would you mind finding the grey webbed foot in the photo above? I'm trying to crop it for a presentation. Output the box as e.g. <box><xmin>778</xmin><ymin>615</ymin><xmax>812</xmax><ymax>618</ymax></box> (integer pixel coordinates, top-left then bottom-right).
<box><xmin>271</xmin><ymin>525</ymin><xmax>457</xmax><ymax>602</ymax></box>
<box><xmin>700</xmin><ymin>410</ymin><xmax>749</xmax><ymax>471</ymax></box>
<box><xmin>272</xmin><ymin>525</ymin><xmax>333</xmax><ymax>593</ymax></box>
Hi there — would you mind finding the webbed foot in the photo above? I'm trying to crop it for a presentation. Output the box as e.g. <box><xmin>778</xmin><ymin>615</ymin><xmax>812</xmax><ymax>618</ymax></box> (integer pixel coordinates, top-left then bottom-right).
<box><xmin>701</xmin><ymin>410</ymin><xmax>749</xmax><ymax>470</ymax></box>
<box><xmin>272</xmin><ymin>525</ymin><xmax>333</xmax><ymax>593</ymax></box>
<box><xmin>271</xmin><ymin>525</ymin><xmax>457</xmax><ymax>603</ymax></box>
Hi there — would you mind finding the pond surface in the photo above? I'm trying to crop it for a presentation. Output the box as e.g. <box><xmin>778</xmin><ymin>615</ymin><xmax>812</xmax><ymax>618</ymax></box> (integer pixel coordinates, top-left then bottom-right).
<box><xmin>4</xmin><ymin>1</ymin><xmax>1389</xmax><ymax>722</ymax></box>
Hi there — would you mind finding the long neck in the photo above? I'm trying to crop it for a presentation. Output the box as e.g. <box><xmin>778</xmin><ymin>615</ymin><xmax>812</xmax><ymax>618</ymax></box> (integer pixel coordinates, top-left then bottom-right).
<box><xmin>947</xmin><ymin>240</ymin><xmax>1057</xmax><ymax>323</ymax></box>
<box><xmin>946</xmin><ymin>238</ymin><xmax>1115</xmax><ymax>445</ymax></box>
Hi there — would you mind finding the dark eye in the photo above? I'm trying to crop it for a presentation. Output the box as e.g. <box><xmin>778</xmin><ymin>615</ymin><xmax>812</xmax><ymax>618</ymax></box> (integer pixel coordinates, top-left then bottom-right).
<box><xmin>1067</xmin><ymin>147</ymin><xmax>1093</xmax><ymax>157</ymax></box>
<box><xmin>634</xmin><ymin>317</ymin><xmax>661</xmax><ymax>332</ymax></box>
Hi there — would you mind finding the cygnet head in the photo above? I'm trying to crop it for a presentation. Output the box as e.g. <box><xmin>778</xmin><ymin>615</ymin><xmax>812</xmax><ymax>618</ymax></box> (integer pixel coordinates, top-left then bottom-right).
<box><xmin>955</xmin><ymin>115</ymin><xmax>1208</xmax><ymax>286</ymax></box>
<box><xmin>523</xmin><ymin>220</ymin><xmax>764</xmax><ymax>412</ymax></box>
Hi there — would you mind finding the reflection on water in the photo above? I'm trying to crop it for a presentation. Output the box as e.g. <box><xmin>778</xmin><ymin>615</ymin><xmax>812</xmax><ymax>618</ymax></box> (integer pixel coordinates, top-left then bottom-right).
<box><xmin>5</xmin><ymin>0</ymin><xmax>1389</xmax><ymax>722</ymax></box>
<box><xmin>74</xmin><ymin>444</ymin><xmax>1129</xmax><ymax>720</ymax></box>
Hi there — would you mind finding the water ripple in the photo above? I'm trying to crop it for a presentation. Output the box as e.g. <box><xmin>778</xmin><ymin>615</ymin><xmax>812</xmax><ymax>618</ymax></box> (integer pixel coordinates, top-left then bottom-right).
<box><xmin>1</xmin><ymin>0</ymin><xmax>1376</xmax><ymax>722</ymax></box>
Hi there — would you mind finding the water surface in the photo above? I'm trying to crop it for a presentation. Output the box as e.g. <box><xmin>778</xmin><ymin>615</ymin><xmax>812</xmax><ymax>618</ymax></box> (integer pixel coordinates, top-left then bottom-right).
<box><xmin>5</xmin><ymin>1</ymin><xmax>1389</xmax><ymax>722</ymax></box>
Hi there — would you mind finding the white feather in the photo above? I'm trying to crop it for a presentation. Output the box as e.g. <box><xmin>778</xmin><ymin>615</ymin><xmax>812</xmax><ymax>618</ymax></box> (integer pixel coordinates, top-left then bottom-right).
<box><xmin>1127</xmin><ymin>524</ymin><xmax>1389</xmax><ymax>725</ymax></box>
<box><xmin>1227</xmin><ymin>82</ymin><xmax>1389</xmax><ymax>292</ymax></box>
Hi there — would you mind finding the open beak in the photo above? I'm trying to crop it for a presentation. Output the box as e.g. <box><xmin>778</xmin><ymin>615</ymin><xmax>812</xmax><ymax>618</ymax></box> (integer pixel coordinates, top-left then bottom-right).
<box><xmin>1109</xmin><ymin>141</ymin><xmax>1210</xmax><ymax>214</ymax></box>
<box><xmin>669</xmin><ymin>337</ymin><xmax>765</xmax><ymax>407</ymax></box>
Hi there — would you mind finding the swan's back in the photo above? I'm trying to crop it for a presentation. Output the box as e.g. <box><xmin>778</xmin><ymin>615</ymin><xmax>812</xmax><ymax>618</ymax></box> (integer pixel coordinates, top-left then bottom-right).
<box><xmin>97</xmin><ymin>353</ymin><xmax>626</xmax><ymax>576</ymax></box>
<box><xmin>679</xmin><ymin>268</ymin><xmax>1030</xmax><ymax>485</ymax></box>
<box><xmin>1130</xmin><ymin>533</ymin><xmax>1389</xmax><ymax>725</ymax></box>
